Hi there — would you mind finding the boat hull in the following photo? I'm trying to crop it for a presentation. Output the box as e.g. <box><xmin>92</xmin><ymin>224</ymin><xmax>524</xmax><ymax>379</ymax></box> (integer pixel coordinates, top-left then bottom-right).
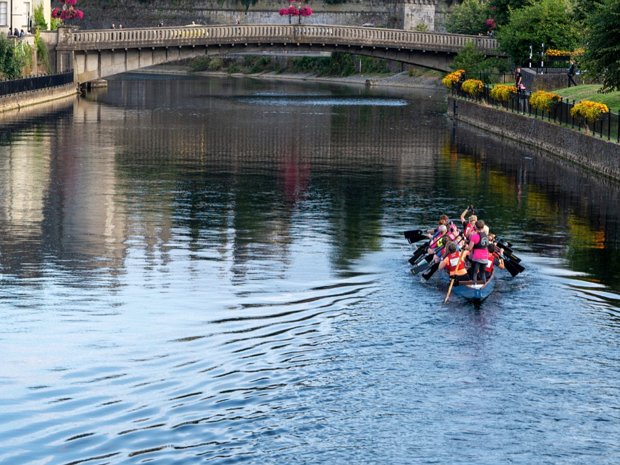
<box><xmin>451</xmin><ymin>276</ymin><xmax>495</xmax><ymax>303</ymax></box>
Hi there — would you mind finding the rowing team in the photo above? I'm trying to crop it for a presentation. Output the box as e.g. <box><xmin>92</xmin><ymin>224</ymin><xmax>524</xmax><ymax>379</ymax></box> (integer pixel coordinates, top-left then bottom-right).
<box><xmin>406</xmin><ymin>205</ymin><xmax>524</xmax><ymax>284</ymax></box>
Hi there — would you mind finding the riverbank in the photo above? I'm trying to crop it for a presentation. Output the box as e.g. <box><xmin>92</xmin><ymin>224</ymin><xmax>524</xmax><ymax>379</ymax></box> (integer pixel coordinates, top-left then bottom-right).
<box><xmin>449</xmin><ymin>96</ymin><xmax>620</xmax><ymax>181</ymax></box>
<box><xmin>0</xmin><ymin>83</ymin><xmax>78</xmax><ymax>114</ymax></box>
<box><xmin>140</xmin><ymin>64</ymin><xmax>444</xmax><ymax>89</ymax></box>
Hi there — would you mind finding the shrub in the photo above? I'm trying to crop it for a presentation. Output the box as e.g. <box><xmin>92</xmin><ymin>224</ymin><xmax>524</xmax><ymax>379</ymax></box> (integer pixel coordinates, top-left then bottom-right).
<box><xmin>442</xmin><ymin>69</ymin><xmax>465</xmax><ymax>89</ymax></box>
<box><xmin>34</xmin><ymin>4</ymin><xmax>48</xmax><ymax>30</ymax></box>
<box><xmin>529</xmin><ymin>90</ymin><xmax>561</xmax><ymax>112</ymax></box>
<box><xmin>35</xmin><ymin>29</ymin><xmax>50</xmax><ymax>73</ymax></box>
<box><xmin>461</xmin><ymin>79</ymin><xmax>484</xmax><ymax>96</ymax></box>
<box><xmin>570</xmin><ymin>100</ymin><xmax>609</xmax><ymax>123</ymax></box>
<box><xmin>490</xmin><ymin>84</ymin><xmax>516</xmax><ymax>102</ymax></box>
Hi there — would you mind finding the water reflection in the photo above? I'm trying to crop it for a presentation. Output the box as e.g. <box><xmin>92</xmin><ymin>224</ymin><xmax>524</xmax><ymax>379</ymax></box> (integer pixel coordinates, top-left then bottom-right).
<box><xmin>0</xmin><ymin>75</ymin><xmax>618</xmax><ymax>465</ymax></box>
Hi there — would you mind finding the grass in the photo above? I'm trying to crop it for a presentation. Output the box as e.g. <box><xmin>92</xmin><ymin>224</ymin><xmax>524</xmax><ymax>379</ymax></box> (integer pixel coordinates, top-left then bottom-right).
<box><xmin>553</xmin><ymin>84</ymin><xmax>620</xmax><ymax>110</ymax></box>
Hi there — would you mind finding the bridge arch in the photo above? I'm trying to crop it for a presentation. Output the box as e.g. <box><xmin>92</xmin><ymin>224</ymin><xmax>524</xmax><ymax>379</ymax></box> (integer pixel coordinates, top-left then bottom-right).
<box><xmin>53</xmin><ymin>25</ymin><xmax>503</xmax><ymax>83</ymax></box>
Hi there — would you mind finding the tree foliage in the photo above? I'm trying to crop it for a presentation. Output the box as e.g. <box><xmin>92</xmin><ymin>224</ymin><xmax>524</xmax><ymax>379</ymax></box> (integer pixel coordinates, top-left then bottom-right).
<box><xmin>446</xmin><ymin>0</ymin><xmax>490</xmax><ymax>35</ymax></box>
<box><xmin>489</xmin><ymin>0</ymin><xmax>527</xmax><ymax>26</ymax></box>
<box><xmin>451</xmin><ymin>41</ymin><xmax>511</xmax><ymax>81</ymax></box>
<box><xmin>581</xmin><ymin>0</ymin><xmax>620</xmax><ymax>91</ymax></box>
<box><xmin>0</xmin><ymin>36</ymin><xmax>21</xmax><ymax>79</ymax></box>
<box><xmin>496</xmin><ymin>0</ymin><xmax>579</xmax><ymax>66</ymax></box>
<box><xmin>34</xmin><ymin>4</ymin><xmax>48</xmax><ymax>30</ymax></box>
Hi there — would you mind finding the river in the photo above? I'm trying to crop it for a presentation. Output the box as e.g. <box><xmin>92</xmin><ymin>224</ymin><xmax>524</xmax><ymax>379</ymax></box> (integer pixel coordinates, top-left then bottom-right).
<box><xmin>0</xmin><ymin>74</ymin><xmax>618</xmax><ymax>465</ymax></box>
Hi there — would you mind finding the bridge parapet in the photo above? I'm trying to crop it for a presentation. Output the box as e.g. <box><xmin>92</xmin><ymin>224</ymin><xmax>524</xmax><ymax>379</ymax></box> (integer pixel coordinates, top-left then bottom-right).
<box><xmin>56</xmin><ymin>24</ymin><xmax>500</xmax><ymax>55</ymax></box>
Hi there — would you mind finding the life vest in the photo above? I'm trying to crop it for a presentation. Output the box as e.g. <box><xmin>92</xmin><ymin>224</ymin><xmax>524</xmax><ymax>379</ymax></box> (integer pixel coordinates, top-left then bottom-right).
<box><xmin>485</xmin><ymin>257</ymin><xmax>495</xmax><ymax>273</ymax></box>
<box><xmin>472</xmin><ymin>231</ymin><xmax>489</xmax><ymax>250</ymax></box>
<box><xmin>464</xmin><ymin>222</ymin><xmax>476</xmax><ymax>238</ymax></box>
<box><xmin>430</xmin><ymin>233</ymin><xmax>446</xmax><ymax>250</ymax></box>
<box><xmin>448</xmin><ymin>221</ymin><xmax>459</xmax><ymax>240</ymax></box>
<box><xmin>445</xmin><ymin>252</ymin><xmax>467</xmax><ymax>275</ymax></box>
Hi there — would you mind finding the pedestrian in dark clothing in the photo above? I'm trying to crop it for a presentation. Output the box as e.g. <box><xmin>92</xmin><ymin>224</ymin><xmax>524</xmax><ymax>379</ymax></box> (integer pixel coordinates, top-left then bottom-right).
<box><xmin>568</xmin><ymin>61</ymin><xmax>577</xmax><ymax>87</ymax></box>
<box><xmin>514</xmin><ymin>67</ymin><xmax>524</xmax><ymax>93</ymax></box>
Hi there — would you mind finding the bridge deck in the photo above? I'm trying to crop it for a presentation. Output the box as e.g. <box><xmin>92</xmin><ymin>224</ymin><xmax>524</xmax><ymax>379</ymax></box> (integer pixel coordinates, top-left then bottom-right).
<box><xmin>56</xmin><ymin>24</ymin><xmax>501</xmax><ymax>55</ymax></box>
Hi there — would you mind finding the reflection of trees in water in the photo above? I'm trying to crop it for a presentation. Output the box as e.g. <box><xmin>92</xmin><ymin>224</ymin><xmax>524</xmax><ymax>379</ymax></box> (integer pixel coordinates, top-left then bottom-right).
<box><xmin>100</xmin><ymin>80</ymin><xmax>448</xmax><ymax>272</ymax></box>
<box><xmin>451</xmin><ymin>124</ymin><xmax>620</xmax><ymax>290</ymax></box>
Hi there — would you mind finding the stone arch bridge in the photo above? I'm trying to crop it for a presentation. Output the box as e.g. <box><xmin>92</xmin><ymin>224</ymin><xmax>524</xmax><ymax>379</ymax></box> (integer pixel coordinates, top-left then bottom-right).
<box><xmin>52</xmin><ymin>24</ymin><xmax>502</xmax><ymax>84</ymax></box>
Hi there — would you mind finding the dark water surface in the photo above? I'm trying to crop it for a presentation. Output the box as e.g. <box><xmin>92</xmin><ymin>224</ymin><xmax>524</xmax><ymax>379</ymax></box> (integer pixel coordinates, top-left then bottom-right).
<box><xmin>0</xmin><ymin>74</ymin><xmax>618</xmax><ymax>465</ymax></box>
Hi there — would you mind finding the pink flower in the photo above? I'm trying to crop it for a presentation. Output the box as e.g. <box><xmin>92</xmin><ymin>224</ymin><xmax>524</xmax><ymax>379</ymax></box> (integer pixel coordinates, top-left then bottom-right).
<box><xmin>51</xmin><ymin>7</ymin><xmax>61</xmax><ymax>18</ymax></box>
<box><xmin>300</xmin><ymin>6</ymin><xmax>313</xmax><ymax>16</ymax></box>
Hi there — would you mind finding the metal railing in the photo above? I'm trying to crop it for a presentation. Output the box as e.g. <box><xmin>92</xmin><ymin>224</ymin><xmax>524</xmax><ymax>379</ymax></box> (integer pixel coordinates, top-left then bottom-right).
<box><xmin>0</xmin><ymin>71</ymin><xmax>74</xmax><ymax>97</ymax></box>
<box><xmin>453</xmin><ymin>85</ymin><xmax>620</xmax><ymax>143</ymax></box>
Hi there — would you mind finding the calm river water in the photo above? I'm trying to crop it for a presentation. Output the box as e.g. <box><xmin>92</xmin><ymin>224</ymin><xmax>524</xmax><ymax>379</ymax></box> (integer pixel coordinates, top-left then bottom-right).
<box><xmin>0</xmin><ymin>74</ymin><xmax>618</xmax><ymax>465</ymax></box>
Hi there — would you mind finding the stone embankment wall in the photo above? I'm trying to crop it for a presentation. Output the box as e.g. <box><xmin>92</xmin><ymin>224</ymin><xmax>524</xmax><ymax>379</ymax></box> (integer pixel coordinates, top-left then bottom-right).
<box><xmin>448</xmin><ymin>96</ymin><xmax>620</xmax><ymax>181</ymax></box>
<box><xmin>0</xmin><ymin>84</ymin><xmax>78</xmax><ymax>113</ymax></box>
<box><xmin>78</xmin><ymin>0</ymin><xmax>451</xmax><ymax>31</ymax></box>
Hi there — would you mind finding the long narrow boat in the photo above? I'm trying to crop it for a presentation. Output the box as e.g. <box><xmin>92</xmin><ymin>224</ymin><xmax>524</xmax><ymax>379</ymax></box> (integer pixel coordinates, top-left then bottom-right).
<box><xmin>451</xmin><ymin>275</ymin><xmax>495</xmax><ymax>303</ymax></box>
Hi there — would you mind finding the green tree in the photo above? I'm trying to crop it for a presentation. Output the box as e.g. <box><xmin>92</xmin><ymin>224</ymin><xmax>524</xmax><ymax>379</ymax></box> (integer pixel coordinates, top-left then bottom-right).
<box><xmin>451</xmin><ymin>41</ymin><xmax>511</xmax><ymax>81</ymax></box>
<box><xmin>446</xmin><ymin>0</ymin><xmax>490</xmax><ymax>35</ymax></box>
<box><xmin>581</xmin><ymin>0</ymin><xmax>620</xmax><ymax>91</ymax></box>
<box><xmin>0</xmin><ymin>36</ymin><xmax>21</xmax><ymax>79</ymax></box>
<box><xmin>239</xmin><ymin>0</ymin><xmax>258</xmax><ymax>12</ymax></box>
<box><xmin>33</xmin><ymin>4</ymin><xmax>48</xmax><ymax>30</ymax></box>
<box><xmin>496</xmin><ymin>0</ymin><xmax>579</xmax><ymax>66</ymax></box>
<box><xmin>489</xmin><ymin>0</ymin><xmax>527</xmax><ymax>26</ymax></box>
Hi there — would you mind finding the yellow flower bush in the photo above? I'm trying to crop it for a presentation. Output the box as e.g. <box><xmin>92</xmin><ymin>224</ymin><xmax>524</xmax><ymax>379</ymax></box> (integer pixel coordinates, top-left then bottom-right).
<box><xmin>545</xmin><ymin>48</ymin><xmax>584</xmax><ymax>58</ymax></box>
<box><xmin>442</xmin><ymin>69</ymin><xmax>465</xmax><ymax>89</ymax></box>
<box><xmin>570</xmin><ymin>100</ymin><xmax>610</xmax><ymax>123</ymax></box>
<box><xmin>529</xmin><ymin>90</ymin><xmax>561</xmax><ymax>112</ymax></box>
<box><xmin>545</xmin><ymin>49</ymin><xmax>572</xmax><ymax>57</ymax></box>
<box><xmin>490</xmin><ymin>84</ymin><xmax>516</xmax><ymax>102</ymax></box>
<box><xmin>460</xmin><ymin>79</ymin><xmax>484</xmax><ymax>96</ymax></box>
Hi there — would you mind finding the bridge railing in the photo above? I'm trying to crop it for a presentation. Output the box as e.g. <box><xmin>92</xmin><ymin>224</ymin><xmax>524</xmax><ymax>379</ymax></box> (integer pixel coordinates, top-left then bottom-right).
<box><xmin>56</xmin><ymin>24</ymin><xmax>500</xmax><ymax>55</ymax></box>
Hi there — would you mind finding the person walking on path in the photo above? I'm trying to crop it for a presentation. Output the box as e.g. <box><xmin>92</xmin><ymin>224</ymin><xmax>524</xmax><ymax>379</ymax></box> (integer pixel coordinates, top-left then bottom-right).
<box><xmin>567</xmin><ymin>61</ymin><xmax>577</xmax><ymax>87</ymax></box>
<box><xmin>514</xmin><ymin>67</ymin><xmax>524</xmax><ymax>93</ymax></box>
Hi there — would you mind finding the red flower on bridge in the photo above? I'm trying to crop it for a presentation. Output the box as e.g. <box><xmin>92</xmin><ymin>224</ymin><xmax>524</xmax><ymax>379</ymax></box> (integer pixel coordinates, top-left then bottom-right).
<box><xmin>52</xmin><ymin>0</ymin><xmax>85</xmax><ymax>21</ymax></box>
<box><xmin>279</xmin><ymin>0</ymin><xmax>313</xmax><ymax>24</ymax></box>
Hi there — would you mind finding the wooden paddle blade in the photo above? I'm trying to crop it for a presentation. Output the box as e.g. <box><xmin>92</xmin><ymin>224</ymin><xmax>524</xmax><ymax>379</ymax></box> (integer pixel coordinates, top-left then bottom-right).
<box><xmin>445</xmin><ymin>278</ymin><xmax>456</xmax><ymax>303</ymax></box>
<box><xmin>403</xmin><ymin>229</ymin><xmax>427</xmax><ymax>244</ymax></box>
<box><xmin>422</xmin><ymin>261</ymin><xmax>440</xmax><ymax>281</ymax></box>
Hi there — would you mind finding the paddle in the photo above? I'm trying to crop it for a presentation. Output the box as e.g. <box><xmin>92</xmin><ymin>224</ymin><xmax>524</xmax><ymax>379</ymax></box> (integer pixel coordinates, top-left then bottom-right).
<box><xmin>403</xmin><ymin>229</ymin><xmax>428</xmax><ymax>244</ymax></box>
<box><xmin>444</xmin><ymin>250</ymin><xmax>467</xmax><ymax>303</ymax></box>
<box><xmin>408</xmin><ymin>241</ymin><xmax>430</xmax><ymax>265</ymax></box>
<box><xmin>412</xmin><ymin>254</ymin><xmax>433</xmax><ymax>274</ymax></box>
<box><xmin>422</xmin><ymin>261</ymin><xmax>440</xmax><ymax>280</ymax></box>
<box><xmin>496</xmin><ymin>239</ymin><xmax>522</xmax><ymax>263</ymax></box>
<box><xmin>502</xmin><ymin>255</ymin><xmax>525</xmax><ymax>277</ymax></box>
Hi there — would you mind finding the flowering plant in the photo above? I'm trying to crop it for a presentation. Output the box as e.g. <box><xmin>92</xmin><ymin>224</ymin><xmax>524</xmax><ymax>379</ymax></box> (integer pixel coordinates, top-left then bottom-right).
<box><xmin>529</xmin><ymin>90</ymin><xmax>561</xmax><ymax>112</ymax></box>
<box><xmin>490</xmin><ymin>84</ymin><xmax>516</xmax><ymax>102</ymax></box>
<box><xmin>545</xmin><ymin>48</ymin><xmax>584</xmax><ymax>58</ymax></box>
<box><xmin>570</xmin><ymin>100</ymin><xmax>609</xmax><ymax>124</ymax></box>
<box><xmin>279</xmin><ymin>0</ymin><xmax>313</xmax><ymax>24</ymax></box>
<box><xmin>441</xmin><ymin>69</ymin><xmax>465</xmax><ymax>89</ymax></box>
<box><xmin>461</xmin><ymin>79</ymin><xmax>484</xmax><ymax>96</ymax></box>
<box><xmin>51</xmin><ymin>0</ymin><xmax>84</xmax><ymax>21</ymax></box>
